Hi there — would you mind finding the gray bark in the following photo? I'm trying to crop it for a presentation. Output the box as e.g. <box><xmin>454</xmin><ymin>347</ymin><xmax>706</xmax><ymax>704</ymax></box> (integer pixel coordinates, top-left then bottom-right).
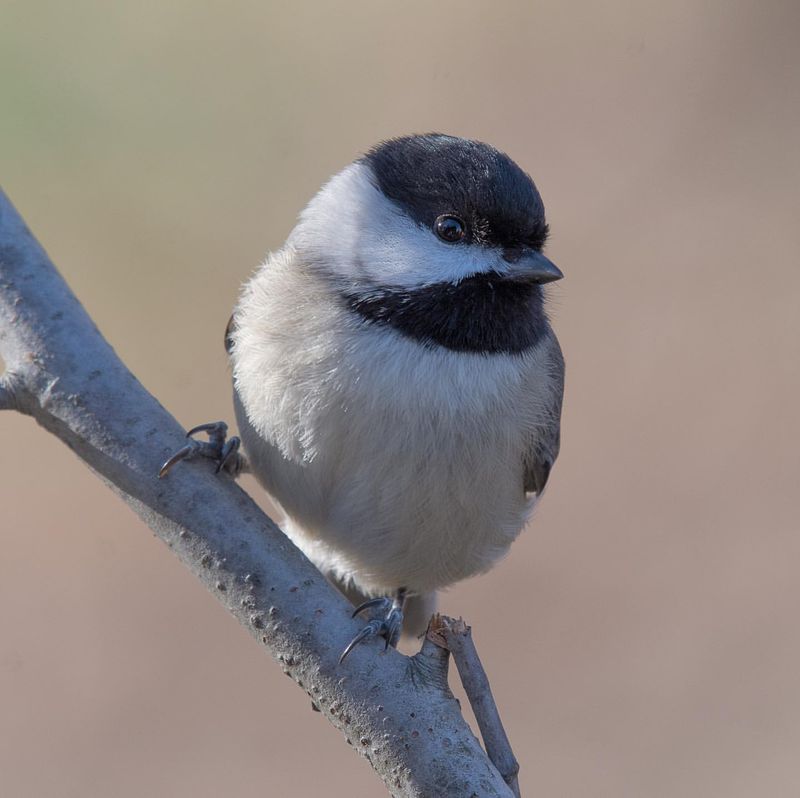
<box><xmin>0</xmin><ymin>189</ymin><xmax>515</xmax><ymax>797</ymax></box>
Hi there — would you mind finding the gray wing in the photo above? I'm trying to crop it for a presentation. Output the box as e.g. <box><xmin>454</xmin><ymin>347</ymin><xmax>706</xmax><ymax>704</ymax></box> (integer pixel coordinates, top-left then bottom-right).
<box><xmin>523</xmin><ymin>338</ymin><xmax>564</xmax><ymax>495</ymax></box>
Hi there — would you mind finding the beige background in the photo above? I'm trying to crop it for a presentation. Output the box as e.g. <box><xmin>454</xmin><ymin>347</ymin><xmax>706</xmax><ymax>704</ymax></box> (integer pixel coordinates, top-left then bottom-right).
<box><xmin>2</xmin><ymin>1</ymin><xmax>799</xmax><ymax>795</ymax></box>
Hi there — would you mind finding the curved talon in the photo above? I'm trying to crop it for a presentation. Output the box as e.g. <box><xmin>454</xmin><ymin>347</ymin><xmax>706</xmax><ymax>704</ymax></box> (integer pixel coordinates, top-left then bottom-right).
<box><xmin>158</xmin><ymin>444</ymin><xmax>196</xmax><ymax>478</ymax></box>
<box><xmin>351</xmin><ymin>596</ymin><xmax>391</xmax><ymax>618</ymax></box>
<box><xmin>339</xmin><ymin>624</ymin><xmax>377</xmax><ymax>664</ymax></box>
<box><xmin>186</xmin><ymin>421</ymin><xmax>228</xmax><ymax>439</ymax></box>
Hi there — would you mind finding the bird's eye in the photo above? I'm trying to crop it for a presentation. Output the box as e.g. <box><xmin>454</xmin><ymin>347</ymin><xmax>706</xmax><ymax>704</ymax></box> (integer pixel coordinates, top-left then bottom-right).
<box><xmin>434</xmin><ymin>215</ymin><xmax>466</xmax><ymax>243</ymax></box>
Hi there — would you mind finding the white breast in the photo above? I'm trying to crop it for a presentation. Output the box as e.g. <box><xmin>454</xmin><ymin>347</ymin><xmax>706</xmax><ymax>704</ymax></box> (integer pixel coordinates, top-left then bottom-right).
<box><xmin>231</xmin><ymin>249</ymin><xmax>558</xmax><ymax>595</ymax></box>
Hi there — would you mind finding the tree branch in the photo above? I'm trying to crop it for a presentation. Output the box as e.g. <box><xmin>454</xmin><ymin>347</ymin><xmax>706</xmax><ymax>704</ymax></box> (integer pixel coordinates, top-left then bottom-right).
<box><xmin>0</xmin><ymin>189</ymin><xmax>516</xmax><ymax>797</ymax></box>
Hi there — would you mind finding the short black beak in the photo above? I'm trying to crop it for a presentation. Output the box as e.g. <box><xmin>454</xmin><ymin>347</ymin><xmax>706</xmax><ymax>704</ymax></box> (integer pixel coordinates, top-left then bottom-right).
<box><xmin>502</xmin><ymin>249</ymin><xmax>564</xmax><ymax>284</ymax></box>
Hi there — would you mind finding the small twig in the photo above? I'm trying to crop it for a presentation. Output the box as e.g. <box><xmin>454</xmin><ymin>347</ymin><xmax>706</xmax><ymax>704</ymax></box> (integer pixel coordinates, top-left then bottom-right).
<box><xmin>428</xmin><ymin>614</ymin><xmax>521</xmax><ymax>798</ymax></box>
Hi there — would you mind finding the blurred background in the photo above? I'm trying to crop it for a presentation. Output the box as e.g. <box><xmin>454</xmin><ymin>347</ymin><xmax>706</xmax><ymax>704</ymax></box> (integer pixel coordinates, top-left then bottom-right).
<box><xmin>2</xmin><ymin>1</ymin><xmax>799</xmax><ymax>795</ymax></box>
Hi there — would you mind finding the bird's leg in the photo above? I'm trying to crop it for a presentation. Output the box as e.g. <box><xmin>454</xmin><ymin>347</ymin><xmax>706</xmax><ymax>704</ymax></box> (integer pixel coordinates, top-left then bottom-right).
<box><xmin>339</xmin><ymin>588</ymin><xmax>407</xmax><ymax>664</ymax></box>
<box><xmin>158</xmin><ymin>421</ymin><xmax>246</xmax><ymax>478</ymax></box>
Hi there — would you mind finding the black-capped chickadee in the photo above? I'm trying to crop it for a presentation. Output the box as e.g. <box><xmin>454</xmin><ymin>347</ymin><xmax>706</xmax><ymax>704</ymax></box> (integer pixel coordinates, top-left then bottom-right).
<box><xmin>161</xmin><ymin>134</ymin><xmax>565</xmax><ymax>662</ymax></box>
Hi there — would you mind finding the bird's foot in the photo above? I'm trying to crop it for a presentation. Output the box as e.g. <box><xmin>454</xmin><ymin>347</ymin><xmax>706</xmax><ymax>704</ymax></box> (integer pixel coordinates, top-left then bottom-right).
<box><xmin>158</xmin><ymin>421</ymin><xmax>243</xmax><ymax>478</ymax></box>
<box><xmin>339</xmin><ymin>590</ymin><xmax>407</xmax><ymax>664</ymax></box>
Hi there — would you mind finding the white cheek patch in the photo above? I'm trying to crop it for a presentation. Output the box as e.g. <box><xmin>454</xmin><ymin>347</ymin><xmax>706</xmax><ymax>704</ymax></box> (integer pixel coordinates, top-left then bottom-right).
<box><xmin>287</xmin><ymin>162</ymin><xmax>503</xmax><ymax>288</ymax></box>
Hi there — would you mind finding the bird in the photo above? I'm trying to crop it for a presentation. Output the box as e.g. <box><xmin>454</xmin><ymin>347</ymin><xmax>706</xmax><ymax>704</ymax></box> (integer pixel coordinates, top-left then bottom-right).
<box><xmin>160</xmin><ymin>133</ymin><xmax>565</xmax><ymax>662</ymax></box>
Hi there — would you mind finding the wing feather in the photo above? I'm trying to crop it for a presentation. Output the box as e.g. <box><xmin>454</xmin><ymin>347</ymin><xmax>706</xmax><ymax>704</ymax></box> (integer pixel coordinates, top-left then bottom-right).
<box><xmin>523</xmin><ymin>338</ymin><xmax>564</xmax><ymax>495</ymax></box>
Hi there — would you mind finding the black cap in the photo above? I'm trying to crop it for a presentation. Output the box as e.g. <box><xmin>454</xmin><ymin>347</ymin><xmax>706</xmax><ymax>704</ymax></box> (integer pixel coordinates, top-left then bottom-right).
<box><xmin>362</xmin><ymin>134</ymin><xmax>549</xmax><ymax>251</ymax></box>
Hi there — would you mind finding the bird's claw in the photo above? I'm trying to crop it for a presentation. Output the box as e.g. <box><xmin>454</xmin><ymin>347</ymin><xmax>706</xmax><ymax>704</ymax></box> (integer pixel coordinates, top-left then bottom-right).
<box><xmin>158</xmin><ymin>421</ymin><xmax>243</xmax><ymax>478</ymax></box>
<box><xmin>339</xmin><ymin>595</ymin><xmax>404</xmax><ymax>664</ymax></box>
<box><xmin>216</xmin><ymin>436</ymin><xmax>242</xmax><ymax>474</ymax></box>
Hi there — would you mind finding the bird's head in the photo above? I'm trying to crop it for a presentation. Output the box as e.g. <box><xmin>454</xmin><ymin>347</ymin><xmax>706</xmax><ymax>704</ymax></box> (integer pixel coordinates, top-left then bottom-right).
<box><xmin>289</xmin><ymin>133</ymin><xmax>563</xmax><ymax>291</ymax></box>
